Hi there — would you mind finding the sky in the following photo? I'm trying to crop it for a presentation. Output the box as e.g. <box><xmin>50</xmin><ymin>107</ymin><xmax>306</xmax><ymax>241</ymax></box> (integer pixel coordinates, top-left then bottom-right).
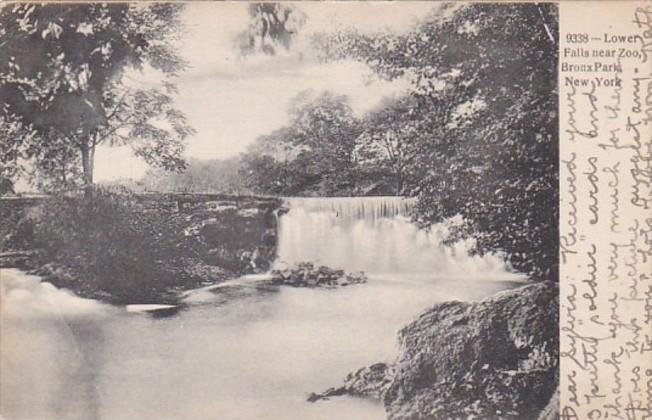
<box><xmin>94</xmin><ymin>2</ymin><xmax>437</xmax><ymax>181</ymax></box>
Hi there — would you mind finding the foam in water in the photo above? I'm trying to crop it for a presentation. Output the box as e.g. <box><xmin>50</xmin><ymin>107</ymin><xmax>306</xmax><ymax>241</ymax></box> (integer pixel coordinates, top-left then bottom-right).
<box><xmin>277</xmin><ymin>197</ymin><xmax>522</xmax><ymax>280</ymax></box>
<box><xmin>0</xmin><ymin>268</ymin><xmax>111</xmax><ymax>319</ymax></box>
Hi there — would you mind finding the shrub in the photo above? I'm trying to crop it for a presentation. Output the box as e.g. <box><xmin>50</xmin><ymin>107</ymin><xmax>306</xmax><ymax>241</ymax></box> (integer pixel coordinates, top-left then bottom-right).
<box><xmin>33</xmin><ymin>186</ymin><xmax>195</xmax><ymax>302</ymax></box>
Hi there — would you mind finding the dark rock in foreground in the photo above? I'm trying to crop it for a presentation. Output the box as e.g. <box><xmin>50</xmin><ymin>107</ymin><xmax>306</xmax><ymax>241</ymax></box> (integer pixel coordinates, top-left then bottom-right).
<box><xmin>311</xmin><ymin>281</ymin><xmax>558</xmax><ymax>420</ymax></box>
<box><xmin>386</xmin><ymin>281</ymin><xmax>558</xmax><ymax>420</ymax></box>
<box><xmin>270</xmin><ymin>262</ymin><xmax>367</xmax><ymax>288</ymax></box>
<box><xmin>308</xmin><ymin>363</ymin><xmax>394</xmax><ymax>402</ymax></box>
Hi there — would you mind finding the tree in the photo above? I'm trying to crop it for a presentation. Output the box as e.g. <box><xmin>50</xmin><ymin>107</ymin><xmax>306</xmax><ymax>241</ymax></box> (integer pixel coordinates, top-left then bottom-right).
<box><xmin>0</xmin><ymin>176</ymin><xmax>14</xmax><ymax>196</ymax></box>
<box><xmin>239</xmin><ymin>153</ymin><xmax>296</xmax><ymax>195</ymax></box>
<box><xmin>139</xmin><ymin>157</ymin><xmax>248</xmax><ymax>194</ymax></box>
<box><xmin>315</xmin><ymin>4</ymin><xmax>559</xmax><ymax>280</ymax></box>
<box><xmin>240</xmin><ymin>91</ymin><xmax>364</xmax><ymax>196</ymax></box>
<box><xmin>236</xmin><ymin>3</ymin><xmax>306</xmax><ymax>56</ymax></box>
<box><xmin>355</xmin><ymin>96</ymin><xmax>422</xmax><ymax>195</ymax></box>
<box><xmin>288</xmin><ymin>91</ymin><xmax>364</xmax><ymax>194</ymax></box>
<box><xmin>0</xmin><ymin>3</ymin><xmax>193</xmax><ymax>190</ymax></box>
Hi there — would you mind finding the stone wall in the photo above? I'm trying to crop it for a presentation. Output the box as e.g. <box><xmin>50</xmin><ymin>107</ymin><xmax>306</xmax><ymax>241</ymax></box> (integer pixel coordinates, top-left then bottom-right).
<box><xmin>135</xmin><ymin>193</ymin><xmax>283</xmax><ymax>274</ymax></box>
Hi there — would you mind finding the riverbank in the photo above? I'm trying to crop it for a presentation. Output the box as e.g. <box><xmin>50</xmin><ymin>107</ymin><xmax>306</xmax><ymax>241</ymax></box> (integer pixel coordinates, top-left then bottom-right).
<box><xmin>1</xmin><ymin>194</ymin><xmax>557</xmax><ymax>419</ymax></box>
<box><xmin>310</xmin><ymin>281</ymin><xmax>559</xmax><ymax>420</ymax></box>
<box><xmin>0</xmin><ymin>192</ymin><xmax>283</xmax><ymax>304</ymax></box>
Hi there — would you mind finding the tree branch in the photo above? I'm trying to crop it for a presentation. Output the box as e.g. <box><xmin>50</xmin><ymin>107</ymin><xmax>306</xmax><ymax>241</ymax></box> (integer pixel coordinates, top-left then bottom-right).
<box><xmin>92</xmin><ymin>115</ymin><xmax>134</xmax><ymax>146</ymax></box>
<box><xmin>535</xmin><ymin>3</ymin><xmax>555</xmax><ymax>45</ymax></box>
<box><xmin>105</xmin><ymin>89</ymin><xmax>131</xmax><ymax>121</ymax></box>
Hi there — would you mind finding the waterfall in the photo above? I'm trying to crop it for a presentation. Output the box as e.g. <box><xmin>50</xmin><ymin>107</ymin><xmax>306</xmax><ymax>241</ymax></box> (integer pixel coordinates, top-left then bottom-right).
<box><xmin>276</xmin><ymin>196</ymin><xmax>521</xmax><ymax>279</ymax></box>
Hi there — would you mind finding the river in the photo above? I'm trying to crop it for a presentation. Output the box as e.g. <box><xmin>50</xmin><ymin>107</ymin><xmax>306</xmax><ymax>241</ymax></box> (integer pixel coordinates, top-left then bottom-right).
<box><xmin>0</xmin><ymin>197</ymin><xmax>523</xmax><ymax>420</ymax></box>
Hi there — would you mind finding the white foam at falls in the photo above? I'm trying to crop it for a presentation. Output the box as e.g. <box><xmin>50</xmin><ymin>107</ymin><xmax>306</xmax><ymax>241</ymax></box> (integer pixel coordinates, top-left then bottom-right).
<box><xmin>0</xmin><ymin>268</ymin><xmax>111</xmax><ymax>319</ymax></box>
<box><xmin>276</xmin><ymin>197</ymin><xmax>522</xmax><ymax>280</ymax></box>
<box><xmin>286</xmin><ymin>196</ymin><xmax>416</xmax><ymax>222</ymax></box>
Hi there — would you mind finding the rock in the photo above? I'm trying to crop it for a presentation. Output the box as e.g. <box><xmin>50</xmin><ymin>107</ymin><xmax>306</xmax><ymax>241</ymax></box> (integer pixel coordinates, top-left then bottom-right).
<box><xmin>309</xmin><ymin>282</ymin><xmax>558</xmax><ymax>420</ymax></box>
<box><xmin>237</xmin><ymin>207</ymin><xmax>261</xmax><ymax>218</ymax></box>
<box><xmin>0</xmin><ymin>250</ymin><xmax>35</xmax><ymax>268</ymax></box>
<box><xmin>181</xmin><ymin>258</ymin><xmax>229</xmax><ymax>283</ymax></box>
<box><xmin>384</xmin><ymin>281</ymin><xmax>558</xmax><ymax>420</ymax></box>
<box><xmin>308</xmin><ymin>363</ymin><xmax>395</xmax><ymax>402</ymax></box>
<box><xmin>205</xmin><ymin>248</ymin><xmax>245</xmax><ymax>272</ymax></box>
<box><xmin>261</xmin><ymin>228</ymin><xmax>277</xmax><ymax>246</ymax></box>
<box><xmin>206</xmin><ymin>202</ymin><xmax>238</xmax><ymax>212</ymax></box>
<box><xmin>307</xmin><ymin>387</ymin><xmax>348</xmax><ymax>403</ymax></box>
<box><xmin>270</xmin><ymin>262</ymin><xmax>367</xmax><ymax>288</ymax></box>
<box><xmin>344</xmin><ymin>363</ymin><xmax>395</xmax><ymax>399</ymax></box>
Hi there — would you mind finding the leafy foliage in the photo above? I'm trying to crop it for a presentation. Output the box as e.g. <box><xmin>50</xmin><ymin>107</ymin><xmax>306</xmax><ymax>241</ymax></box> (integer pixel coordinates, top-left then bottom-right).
<box><xmin>32</xmin><ymin>186</ymin><xmax>195</xmax><ymax>302</ymax></box>
<box><xmin>246</xmin><ymin>4</ymin><xmax>558</xmax><ymax>280</ymax></box>
<box><xmin>241</xmin><ymin>91</ymin><xmax>365</xmax><ymax>196</ymax></box>
<box><xmin>355</xmin><ymin>96</ymin><xmax>423</xmax><ymax>195</ymax></box>
<box><xmin>0</xmin><ymin>176</ymin><xmax>14</xmax><ymax>195</ymax></box>
<box><xmin>139</xmin><ymin>157</ymin><xmax>248</xmax><ymax>193</ymax></box>
<box><xmin>316</xmin><ymin>3</ymin><xmax>559</xmax><ymax>280</ymax></box>
<box><xmin>236</xmin><ymin>3</ymin><xmax>306</xmax><ymax>56</ymax></box>
<box><xmin>0</xmin><ymin>3</ymin><xmax>193</xmax><ymax>188</ymax></box>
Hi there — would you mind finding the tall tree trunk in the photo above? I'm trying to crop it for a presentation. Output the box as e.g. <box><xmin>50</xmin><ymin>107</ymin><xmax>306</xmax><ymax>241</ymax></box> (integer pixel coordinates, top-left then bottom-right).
<box><xmin>80</xmin><ymin>143</ymin><xmax>93</xmax><ymax>196</ymax></box>
<box><xmin>396</xmin><ymin>176</ymin><xmax>403</xmax><ymax>196</ymax></box>
<box><xmin>61</xmin><ymin>154</ymin><xmax>67</xmax><ymax>185</ymax></box>
<box><xmin>80</xmin><ymin>146</ymin><xmax>93</xmax><ymax>184</ymax></box>
<box><xmin>89</xmin><ymin>142</ymin><xmax>96</xmax><ymax>182</ymax></box>
<box><xmin>394</xmin><ymin>164</ymin><xmax>404</xmax><ymax>195</ymax></box>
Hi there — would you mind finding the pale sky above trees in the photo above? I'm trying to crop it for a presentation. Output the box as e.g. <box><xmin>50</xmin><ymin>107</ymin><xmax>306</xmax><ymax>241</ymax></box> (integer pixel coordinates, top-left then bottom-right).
<box><xmin>93</xmin><ymin>2</ymin><xmax>435</xmax><ymax>181</ymax></box>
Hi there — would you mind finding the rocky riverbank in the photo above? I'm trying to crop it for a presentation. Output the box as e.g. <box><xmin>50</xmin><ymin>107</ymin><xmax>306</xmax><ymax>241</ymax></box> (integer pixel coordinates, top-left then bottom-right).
<box><xmin>270</xmin><ymin>262</ymin><xmax>367</xmax><ymax>288</ymax></box>
<box><xmin>0</xmin><ymin>192</ymin><xmax>283</xmax><ymax>304</ymax></box>
<box><xmin>310</xmin><ymin>281</ymin><xmax>559</xmax><ymax>420</ymax></box>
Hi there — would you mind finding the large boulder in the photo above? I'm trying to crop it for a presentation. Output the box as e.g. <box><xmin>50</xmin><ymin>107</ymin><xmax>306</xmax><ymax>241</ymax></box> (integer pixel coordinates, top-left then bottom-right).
<box><xmin>384</xmin><ymin>281</ymin><xmax>558</xmax><ymax>420</ymax></box>
<box><xmin>309</xmin><ymin>281</ymin><xmax>558</xmax><ymax>419</ymax></box>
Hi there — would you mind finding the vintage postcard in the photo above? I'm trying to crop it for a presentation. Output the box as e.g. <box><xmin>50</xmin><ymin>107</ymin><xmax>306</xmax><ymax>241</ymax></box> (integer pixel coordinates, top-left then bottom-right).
<box><xmin>0</xmin><ymin>2</ymin><xmax>649</xmax><ymax>419</ymax></box>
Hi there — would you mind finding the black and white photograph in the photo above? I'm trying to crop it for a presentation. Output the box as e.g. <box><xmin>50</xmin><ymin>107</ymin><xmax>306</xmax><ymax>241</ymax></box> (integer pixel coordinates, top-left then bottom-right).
<box><xmin>0</xmin><ymin>3</ymin><xmax>559</xmax><ymax>419</ymax></box>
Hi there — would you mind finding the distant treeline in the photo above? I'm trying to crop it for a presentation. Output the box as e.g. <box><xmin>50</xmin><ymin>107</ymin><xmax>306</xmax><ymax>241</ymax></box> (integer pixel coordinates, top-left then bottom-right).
<box><xmin>130</xmin><ymin>89</ymin><xmax>417</xmax><ymax>196</ymax></box>
<box><xmin>131</xmin><ymin>157</ymin><xmax>250</xmax><ymax>195</ymax></box>
<box><xmin>128</xmin><ymin>3</ymin><xmax>559</xmax><ymax>281</ymax></box>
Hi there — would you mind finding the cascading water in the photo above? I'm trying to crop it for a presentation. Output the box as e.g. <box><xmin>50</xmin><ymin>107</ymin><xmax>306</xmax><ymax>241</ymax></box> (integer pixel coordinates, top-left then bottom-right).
<box><xmin>1</xmin><ymin>197</ymin><xmax>524</xmax><ymax>420</ymax></box>
<box><xmin>276</xmin><ymin>196</ymin><xmax>520</xmax><ymax>280</ymax></box>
